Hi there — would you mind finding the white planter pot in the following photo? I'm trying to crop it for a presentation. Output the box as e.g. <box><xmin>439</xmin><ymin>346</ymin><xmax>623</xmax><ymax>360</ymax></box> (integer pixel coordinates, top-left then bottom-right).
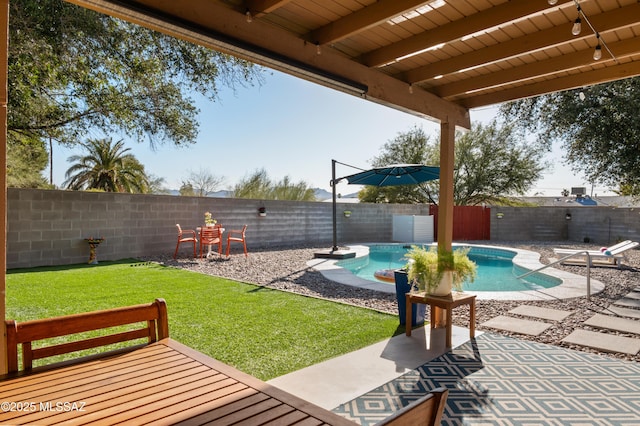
<box><xmin>430</xmin><ymin>270</ymin><xmax>453</xmax><ymax>296</ymax></box>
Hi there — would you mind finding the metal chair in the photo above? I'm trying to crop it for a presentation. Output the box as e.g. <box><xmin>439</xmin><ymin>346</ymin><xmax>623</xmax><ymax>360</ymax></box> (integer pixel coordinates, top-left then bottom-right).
<box><xmin>226</xmin><ymin>225</ymin><xmax>248</xmax><ymax>257</ymax></box>
<box><xmin>199</xmin><ymin>225</ymin><xmax>223</xmax><ymax>258</ymax></box>
<box><xmin>174</xmin><ymin>224</ymin><xmax>197</xmax><ymax>259</ymax></box>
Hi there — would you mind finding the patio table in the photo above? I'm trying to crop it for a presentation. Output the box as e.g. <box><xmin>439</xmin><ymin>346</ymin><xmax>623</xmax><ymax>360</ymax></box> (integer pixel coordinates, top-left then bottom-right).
<box><xmin>0</xmin><ymin>338</ymin><xmax>354</xmax><ymax>425</ymax></box>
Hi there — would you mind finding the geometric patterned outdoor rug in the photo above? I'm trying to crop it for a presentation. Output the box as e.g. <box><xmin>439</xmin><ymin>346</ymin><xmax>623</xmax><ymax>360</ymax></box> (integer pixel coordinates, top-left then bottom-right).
<box><xmin>333</xmin><ymin>333</ymin><xmax>640</xmax><ymax>425</ymax></box>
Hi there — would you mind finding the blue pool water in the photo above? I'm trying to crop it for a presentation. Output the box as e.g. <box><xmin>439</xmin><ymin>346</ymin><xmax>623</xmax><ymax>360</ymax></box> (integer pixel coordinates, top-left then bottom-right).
<box><xmin>336</xmin><ymin>244</ymin><xmax>561</xmax><ymax>292</ymax></box>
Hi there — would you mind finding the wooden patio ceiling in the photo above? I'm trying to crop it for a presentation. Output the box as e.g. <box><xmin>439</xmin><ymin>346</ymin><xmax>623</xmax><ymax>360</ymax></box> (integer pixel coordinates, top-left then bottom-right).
<box><xmin>68</xmin><ymin>0</ymin><xmax>640</xmax><ymax>129</ymax></box>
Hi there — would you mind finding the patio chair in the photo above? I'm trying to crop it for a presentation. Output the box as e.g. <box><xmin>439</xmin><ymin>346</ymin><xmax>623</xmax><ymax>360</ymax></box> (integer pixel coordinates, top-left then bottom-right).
<box><xmin>226</xmin><ymin>224</ymin><xmax>248</xmax><ymax>257</ymax></box>
<box><xmin>553</xmin><ymin>240</ymin><xmax>639</xmax><ymax>268</ymax></box>
<box><xmin>200</xmin><ymin>225</ymin><xmax>223</xmax><ymax>258</ymax></box>
<box><xmin>377</xmin><ymin>387</ymin><xmax>448</xmax><ymax>425</ymax></box>
<box><xmin>174</xmin><ymin>224</ymin><xmax>197</xmax><ymax>259</ymax></box>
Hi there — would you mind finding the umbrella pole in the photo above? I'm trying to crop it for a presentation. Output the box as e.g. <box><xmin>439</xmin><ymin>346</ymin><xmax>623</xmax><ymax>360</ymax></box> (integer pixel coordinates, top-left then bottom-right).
<box><xmin>332</xmin><ymin>159</ymin><xmax>338</xmax><ymax>251</ymax></box>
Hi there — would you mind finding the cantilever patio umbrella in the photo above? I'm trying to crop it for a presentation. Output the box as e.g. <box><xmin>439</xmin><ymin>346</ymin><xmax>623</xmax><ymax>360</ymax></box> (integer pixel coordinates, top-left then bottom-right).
<box><xmin>322</xmin><ymin>160</ymin><xmax>440</xmax><ymax>256</ymax></box>
<box><xmin>341</xmin><ymin>164</ymin><xmax>440</xmax><ymax>186</ymax></box>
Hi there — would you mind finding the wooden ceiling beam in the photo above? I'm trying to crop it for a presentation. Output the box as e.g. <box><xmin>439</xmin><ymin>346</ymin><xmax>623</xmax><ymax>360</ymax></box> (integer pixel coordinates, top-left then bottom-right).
<box><xmin>361</xmin><ymin>0</ymin><xmax>574</xmax><ymax>68</ymax></box>
<box><xmin>65</xmin><ymin>0</ymin><xmax>471</xmax><ymax>128</ymax></box>
<box><xmin>436</xmin><ymin>38</ymin><xmax>640</xmax><ymax>99</ymax></box>
<box><xmin>308</xmin><ymin>0</ymin><xmax>427</xmax><ymax>45</ymax></box>
<box><xmin>403</xmin><ymin>3</ymin><xmax>640</xmax><ymax>84</ymax></box>
<box><xmin>245</xmin><ymin>0</ymin><xmax>291</xmax><ymax>18</ymax></box>
<box><xmin>461</xmin><ymin>60</ymin><xmax>640</xmax><ymax>109</ymax></box>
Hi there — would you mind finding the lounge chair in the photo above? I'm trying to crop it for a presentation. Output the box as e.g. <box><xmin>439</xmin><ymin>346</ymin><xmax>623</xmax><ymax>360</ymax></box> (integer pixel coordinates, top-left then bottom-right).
<box><xmin>553</xmin><ymin>240</ymin><xmax>639</xmax><ymax>268</ymax></box>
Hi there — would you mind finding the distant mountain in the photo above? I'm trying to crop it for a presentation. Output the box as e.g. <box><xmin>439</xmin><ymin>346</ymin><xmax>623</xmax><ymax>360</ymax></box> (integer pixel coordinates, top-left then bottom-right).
<box><xmin>313</xmin><ymin>188</ymin><xmax>359</xmax><ymax>201</ymax></box>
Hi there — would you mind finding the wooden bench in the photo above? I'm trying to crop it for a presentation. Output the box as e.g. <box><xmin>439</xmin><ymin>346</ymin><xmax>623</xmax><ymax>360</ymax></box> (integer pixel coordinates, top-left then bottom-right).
<box><xmin>5</xmin><ymin>298</ymin><xmax>169</xmax><ymax>373</ymax></box>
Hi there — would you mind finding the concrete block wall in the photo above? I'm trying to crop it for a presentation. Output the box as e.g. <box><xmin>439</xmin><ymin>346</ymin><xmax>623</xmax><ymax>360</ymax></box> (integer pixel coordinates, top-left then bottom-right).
<box><xmin>490</xmin><ymin>206</ymin><xmax>640</xmax><ymax>245</ymax></box>
<box><xmin>8</xmin><ymin>189</ymin><xmax>640</xmax><ymax>269</ymax></box>
<box><xmin>7</xmin><ymin>189</ymin><xmax>431</xmax><ymax>269</ymax></box>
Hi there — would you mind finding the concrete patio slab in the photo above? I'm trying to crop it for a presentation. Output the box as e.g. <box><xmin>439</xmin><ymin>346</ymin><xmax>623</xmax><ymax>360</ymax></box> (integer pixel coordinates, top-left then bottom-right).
<box><xmin>509</xmin><ymin>305</ymin><xmax>574</xmax><ymax>321</ymax></box>
<box><xmin>481</xmin><ymin>316</ymin><xmax>552</xmax><ymax>336</ymax></box>
<box><xmin>614</xmin><ymin>297</ymin><xmax>640</xmax><ymax>309</ymax></box>
<box><xmin>268</xmin><ymin>325</ymin><xmax>477</xmax><ymax>410</ymax></box>
<box><xmin>604</xmin><ymin>305</ymin><xmax>640</xmax><ymax>319</ymax></box>
<box><xmin>562</xmin><ymin>329</ymin><xmax>640</xmax><ymax>355</ymax></box>
<box><xmin>584</xmin><ymin>313</ymin><xmax>640</xmax><ymax>335</ymax></box>
<box><xmin>624</xmin><ymin>291</ymin><xmax>640</xmax><ymax>300</ymax></box>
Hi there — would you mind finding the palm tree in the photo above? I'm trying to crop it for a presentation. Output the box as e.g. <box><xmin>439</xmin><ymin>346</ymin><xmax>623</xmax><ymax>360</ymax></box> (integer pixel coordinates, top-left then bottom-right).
<box><xmin>63</xmin><ymin>138</ymin><xmax>150</xmax><ymax>193</ymax></box>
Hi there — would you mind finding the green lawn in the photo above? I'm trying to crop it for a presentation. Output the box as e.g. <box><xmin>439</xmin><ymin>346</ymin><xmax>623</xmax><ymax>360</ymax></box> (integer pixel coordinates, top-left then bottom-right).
<box><xmin>6</xmin><ymin>260</ymin><xmax>400</xmax><ymax>380</ymax></box>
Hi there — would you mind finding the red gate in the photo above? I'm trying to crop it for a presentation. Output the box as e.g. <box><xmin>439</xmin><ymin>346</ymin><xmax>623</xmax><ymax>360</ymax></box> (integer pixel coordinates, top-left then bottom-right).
<box><xmin>429</xmin><ymin>205</ymin><xmax>491</xmax><ymax>241</ymax></box>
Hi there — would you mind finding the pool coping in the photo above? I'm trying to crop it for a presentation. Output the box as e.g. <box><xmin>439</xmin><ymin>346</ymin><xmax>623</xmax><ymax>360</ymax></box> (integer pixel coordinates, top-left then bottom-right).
<box><xmin>307</xmin><ymin>243</ymin><xmax>605</xmax><ymax>301</ymax></box>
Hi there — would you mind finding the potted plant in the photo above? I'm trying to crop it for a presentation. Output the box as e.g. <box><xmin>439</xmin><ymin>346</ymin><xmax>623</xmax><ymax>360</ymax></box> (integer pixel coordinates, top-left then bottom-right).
<box><xmin>204</xmin><ymin>211</ymin><xmax>216</xmax><ymax>226</ymax></box>
<box><xmin>404</xmin><ymin>245</ymin><xmax>477</xmax><ymax>296</ymax></box>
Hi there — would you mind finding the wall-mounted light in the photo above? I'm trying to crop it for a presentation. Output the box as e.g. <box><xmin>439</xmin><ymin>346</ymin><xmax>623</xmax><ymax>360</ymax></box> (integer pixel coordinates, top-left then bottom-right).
<box><xmin>343</xmin><ymin>210</ymin><xmax>352</xmax><ymax>218</ymax></box>
<box><xmin>565</xmin><ymin>213</ymin><xmax>572</xmax><ymax>220</ymax></box>
<box><xmin>496</xmin><ymin>212</ymin><xmax>504</xmax><ymax>219</ymax></box>
<box><xmin>245</xmin><ymin>9</ymin><xmax>252</xmax><ymax>23</ymax></box>
<box><xmin>258</xmin><ymin>206</ymin><xmax>266</xmax><ymax>217</ymax></box>
<box><xmin>548</xmin><ymin>0</ymin><xmax>558</xmax><ymax>4</ymax></box>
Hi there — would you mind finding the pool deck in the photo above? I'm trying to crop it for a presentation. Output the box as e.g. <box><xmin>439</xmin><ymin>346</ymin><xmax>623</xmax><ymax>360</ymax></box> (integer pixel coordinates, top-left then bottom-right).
<box><xmin>307</xmin><ymin>243</ymin><xmax>604</xmax><ymax>300</ymax></box>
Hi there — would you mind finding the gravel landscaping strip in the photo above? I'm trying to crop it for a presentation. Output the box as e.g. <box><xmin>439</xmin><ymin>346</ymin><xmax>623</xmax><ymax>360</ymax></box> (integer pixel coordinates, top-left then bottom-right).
<box><xmin>145</xmin><ymin>241</ymin><xmax>640</xmax><ymax>363</ymax></box>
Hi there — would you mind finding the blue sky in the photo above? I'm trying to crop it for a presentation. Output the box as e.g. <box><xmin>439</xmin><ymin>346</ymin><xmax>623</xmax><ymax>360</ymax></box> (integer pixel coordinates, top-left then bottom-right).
<box><xmin>51</xmin><ymin>70</ymin><xmax>614</xmax><ymax>197</ymax></box>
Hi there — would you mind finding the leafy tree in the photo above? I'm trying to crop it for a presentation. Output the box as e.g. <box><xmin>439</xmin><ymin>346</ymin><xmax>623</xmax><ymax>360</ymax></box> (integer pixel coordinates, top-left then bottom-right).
<box><xmin>233</xmin><ymin>169</ymin><xmax>273</xmax><ymax>199</ymax></box>
<box><xmin>7</xmin><ymin>134</ymin><xmax>50</xmax><ymax>188</ymax></box>
<box><xmin>233</xmin><ymin>169</ymin><xmax>316</xmax><ymax>201</ymax></box>
<box><xmin>359</xmin><ymin>126</ymin><xmax>437</xmax><ymax>204</ymax></box>
<box><xmin>500</xmin><ymin>78</ymin><xmax>640</xmax><ymax>194</ymax></box>
<box><xmin>179</xmin><ymin>183</ymin><xmax>196</xmax><ymax>197</ymax></box>
<box><xmin>7</xmin><ymin>0</ymin><xmax>263</xmax><ymax>186</ymax></box>
<box><xmin>271</xmin><ymin>176</ymin><xmax>316</xmax><ymax>201</ymax></box>
<box><xmin>148</xmin><ymin>175</ymin><xmax>170</xmax><ymax>195</ymax></box>
<box><xmin>181</xmin><ymin>168</ymin><xmax>225</xmax><ymax>197</ymax></box>
<box><xmin>63</xmin><ymin>138</ymin><xmax>150</xmax><ymax>193</ymax></box>
<box><xmin>360</xmin><ymin>123</ymin><xmax>546</xmax><ymax>205</ymax></box>
<box><xmin>452</xmin><ymin>122</ymin><xmax>547</xmax><ymax>205</ymax></box>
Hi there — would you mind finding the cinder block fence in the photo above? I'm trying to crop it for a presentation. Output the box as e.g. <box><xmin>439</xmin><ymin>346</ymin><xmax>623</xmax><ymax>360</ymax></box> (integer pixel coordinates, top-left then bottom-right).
<box><xmin>7</xmin><ymin>188</ymin><xmax>640</xmax><ymax>269</ymax></box>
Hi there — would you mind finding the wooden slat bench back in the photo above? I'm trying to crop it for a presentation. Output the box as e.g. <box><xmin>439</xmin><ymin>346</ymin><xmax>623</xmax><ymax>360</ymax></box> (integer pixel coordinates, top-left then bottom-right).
<box><xmin>5</xmin><ymin>298</ymin><xmax>169</xmax><ymax>373</ymax></box>
<box><xmin>376</xmin><ymin>387</ymin><xmax>448</xmax><ymax>425</ymax></box>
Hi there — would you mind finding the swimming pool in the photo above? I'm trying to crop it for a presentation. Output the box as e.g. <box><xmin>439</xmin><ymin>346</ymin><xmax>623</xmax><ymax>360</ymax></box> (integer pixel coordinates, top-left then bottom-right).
<box><xmin>335</xmin><ymin>244</ymin><xmax>562</xmax><ymax>292</ymax></box>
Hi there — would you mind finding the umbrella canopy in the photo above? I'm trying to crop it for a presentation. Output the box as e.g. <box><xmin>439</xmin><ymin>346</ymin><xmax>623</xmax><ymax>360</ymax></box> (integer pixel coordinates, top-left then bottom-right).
<box><xmin>341</xmin><ymin>164</ymin><xmax>440</xmax><ymax>187</ymax></box>
<box><xmin>317</xmin><ymin>161</ymin><xmax>442</xmax><ymax>256</ymax></box>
